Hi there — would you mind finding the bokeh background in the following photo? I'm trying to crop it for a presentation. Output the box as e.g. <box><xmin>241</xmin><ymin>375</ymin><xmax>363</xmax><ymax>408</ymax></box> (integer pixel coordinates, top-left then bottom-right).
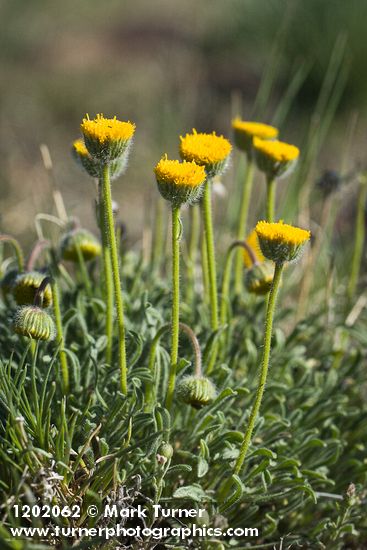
<box><xmin>1</xmin><ymin>0</ymin><xmax>367</xmax><ymax>246</ymax></box>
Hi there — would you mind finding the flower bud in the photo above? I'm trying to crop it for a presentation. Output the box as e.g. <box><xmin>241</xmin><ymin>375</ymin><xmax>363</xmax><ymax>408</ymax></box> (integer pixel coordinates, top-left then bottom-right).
<box><xmin>177</xmin><ymin>375</ymin><xmax>217</xmax><ymax>409</ymax></box>
<box><xmin>156</xmin><ymin>442</ymin><xmax>174</xmax><ymax>465</ymax></box>
<box><xmin>72</xmin><ymin>139</ymin><xmax>129</xmax><ymax>181</ymax></box>
<box><xmin>13</xmin><ymin>271</ymin><xmax>52</xmax><ymax>308</ymax></box>
<box><xmin>80</xmin><ymin>114</ymin><xmax>135</xmax><ymax>163</ymax></box>
<box><xmin>154</xmin><ymin>157</ymin><xmax>206</xmax><ymax>208</ymax></box>
<box><xmin>245</xmin><ymin>261</ymin><xmax>274</xmax><ymax>295</ymax></box>
<box><xmin>255</xmin><ymin>220</ymin><xmax>311</xmax><ymax>264</ymax></box>
<box><xmin>13</xmin><ymin>305</ymin><xmax>55</xmax><ymax>341</ymax></box>
<box><xmin>60</xmin><ymin>229</ymin><xmax>102</xmax><ymax>262</ymax></box>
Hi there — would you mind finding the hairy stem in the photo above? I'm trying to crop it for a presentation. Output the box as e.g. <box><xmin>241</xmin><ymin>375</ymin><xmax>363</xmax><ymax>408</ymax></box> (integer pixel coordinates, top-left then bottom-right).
<box><xmin>234</xmin><ymin>262</ymin><xmax>283</xmax><ymax>474</ymax></box>
<box><xmin>98</xmin><ymin>182</ymin><xmax>114</xmax><ymax>366</ymax></box>
<box><xmin>145</xmin><ymin>324</ymin><xmax>170</xmax><ymax>411</ymax></box>
<box><xmin>102</xmin><ymin>163</ymin><xmax>127</xmax><ymax>395</ymax></box>
<box><xmin>179</xmin><ymin>322</ymin><xmax>202</xmax><ymax>377</ymax></box>
<box><xmin>165</xmin><ymin>206</ymin><xmax>181</xmax><ymax>410</ymax></box>
<box><xmin>266</xmin><ymin>177</ymin><xmax>276</xmax><ymax>222</ymax></box>
<box><xmin>234</xmin><ymin>158</ymin><xmax>255</xmax><ymax>294</ymax></box>
<box><xmin>202</xmin><ymin>179</ymin><xmax>219</xmax><ymax>331</ymax></box>
<box><xmin>51</xmin><ymin>279</ymin><xmax>69</xmax><ymax>394</ymax></box>
<box><xmin>186</xmin><ymin>204</ymin><xmax>200</xmax><ymax>304</ymax></box>
<box><xmin>220</xmin><ymin>240</ymin><xmax>258</xmax><ymax>325</ymax></box>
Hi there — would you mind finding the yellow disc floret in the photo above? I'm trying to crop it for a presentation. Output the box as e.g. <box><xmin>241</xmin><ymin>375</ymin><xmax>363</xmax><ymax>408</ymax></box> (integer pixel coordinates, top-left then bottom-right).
<box><xmin>232</xmin><ymin>119</ymin><xmax>279</xmax><ymax>154</ymax></box>
<box><xmin>253</xmin><ymin>137</ymin><xmax>299</xmax><ymax>163</ymax></box>
<box><xmin>232</xmin><ymin>119</ymin><xmax>278</xmax><ymax>140</ymax></box>
<box><xmin>154</xmin><ymin>157</ymin><xmax>206</xmax><ymax>207</ymax></box>
<box><xmin>81</xmin><ymin>114</ymin><xmax>135</xmax><ymax>144</ymax></box>
<box><xmin>255</xmin><ymin>220</ymin><xmax>310</xmax><ymax>264</ymax></box>
<box><xmin>155</xmin><ymin>157</ymin><xmax>206</xmax><ymax>187</ymax></box>
<box><xmin>180</xmin><ymin>129</ymin><xmax>232</xmax><ymax>177</ymax></box>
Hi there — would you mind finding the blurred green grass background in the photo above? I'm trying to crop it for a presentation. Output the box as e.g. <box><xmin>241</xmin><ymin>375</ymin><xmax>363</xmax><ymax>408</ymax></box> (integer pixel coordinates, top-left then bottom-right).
<box><xmin>1</xmin><ymin>0</ymin><xmax>367</xmax><ymax>243</ymax></box>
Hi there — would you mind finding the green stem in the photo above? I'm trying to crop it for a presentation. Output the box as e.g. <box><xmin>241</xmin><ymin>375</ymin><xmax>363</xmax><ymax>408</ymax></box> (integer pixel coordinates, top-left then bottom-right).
<box><xmin>30</xmin><ymin>340</ymin><xmax>40</xmax><ymax>420</ymax></box>
<box><xmin>220</xmin><ymin>240</ymin><xmax>258</xmax><ymax>325</ymax></box>
<box><xmin>186</xmin><ymin>204</ymin><xmax>200</xmax><ymax>303</ymax></box>
<box><xmin>0</xmin><ymin>235</ymin><xmax>24</xmax><ymax>271</ymax></box>
<box><xmin>145</xmin><ymin>324</ymin><xmax>170</xmax><ymax>411</ymax></box>
<box><xmin>234</xmin><ymin>262</ymin><xmax>283</xmax><ymax>474</ymax></box>
<box><xmin>98</xmin><ymin>182</ymin><xmax>114</xmax><ymax>366</ymax></box>
<box><xmin>266</xmin><ymin>177</ymin><xmax>276</xmax><ymax>222</ymax></box>
<box><xmin>202</xmin><ymin>180</ymin><xmax>219</xmax><ymax>331</ymax></box>
<box><xmin>234</xmin><ymin>158</ymin><xmax>255</xmax><ymax>294</ymax></box>
<box><xmin>347</xmin><ymin>175</ymin><xmax>367</xmax><ymax>301</ymax></box>
<box><xmin>201</xmin><ymin>233</ymin><xmax>210</xmax><ymax>305</ymax></box>
<box><xmin>102</xmin><ymin>164</ymin><xmax>127</xmax><ymax>395</ymax></box>
<box><xmin>51</xmin><ymin>280</ymin><xmax>69</xmax><ymax>394</ymax></box>
<box><xmin>202</xmin><ymin>180</ymin><xmax>220</xmax><ymax>374</ymax></box>
<box><xmin>165</xmin><ymin>206</ymin><xmax>181</xmax><ymax>410</ymax></box>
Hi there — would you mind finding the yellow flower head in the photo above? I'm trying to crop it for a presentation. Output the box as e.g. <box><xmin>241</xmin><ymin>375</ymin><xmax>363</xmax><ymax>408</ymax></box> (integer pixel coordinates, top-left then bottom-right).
<box><xmin>255</xmin><ymin>220</ymin><xmax>310</xmax><ymax>264</ymax></box>
<box><xmin>243</xmin><ymin>228</ymin><xmax>265</xmax><ymax>268</ymax></box>
<box><xmin>180</xmin><ymin>129</ymin><xmax>232</xmax><ymax>178</ymax></box>
<box><xmin>253</xmin><ymin>137</ymin><xmax>300</xmax><ymax>179</ymax></box>
<box><xmin>154</xmin><ymin>156</ymin><xmax>206</xmax><ymax>207</ymax></box>
<box><xmin>81</xmin><ymin>114</ymin><xmax>135</xmax><ymax>162</ymax></box>
<box><xmin>232</xmin><ymin>118</ymin><xmax>278</xmax><ymax>154</ymax></box>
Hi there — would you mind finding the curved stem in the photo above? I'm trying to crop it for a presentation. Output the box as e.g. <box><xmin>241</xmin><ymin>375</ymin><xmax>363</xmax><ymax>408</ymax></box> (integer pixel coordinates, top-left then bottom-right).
<box><xmin>146</xmin><ymin>322</ymin><xmax>201</xmax><ymax>410</ymax></box>
<box><xmin>266</xmin><ymin>177</ymin><xmax>276</xmax><ymax>222</ymax></box>
<box><xmin>347</xmin><ymin>174</ymin><xmax>367</xmax><ymax>301</ymax></box>
<box><xmin>234</xmin><ymin>158</ymin><xmax>255</xmax><ymax>294</ymax></box>
<box><xmin>34</xmin><ymin>214</ymin><xmax>66</xmax><ymax>241</ymax></box>
<box><xmin>165</xmin><ymin>206</ymin><xmax>181</xmax><ymax>410</ymax></box>
<box><xmin>27</xmin><ymin>240</ymin><xmax>50</xmax><ymax>272</ymax></box>
<box><xmin>51</xmin><ymin>279</ymin><xmax>69</xmax><ymax>394</ymax></box>
<box><xmin>220</xmin><ymin>240</ymin><xmax>258</xmax><ymax>325</ymax></box>
<box><xmin>34</xmin><ymin>276</ymin><xmax>52</xmax><ymax>307</ymax></box>
<box><xmin>179</xmin><ymin>322</ymin><xmax>202</xmax><ymax>377</ymax></box>
<box><xmin>0</xmin><ymin>235</ymin><xmax>24</xmax><ymax>271</ymax></box>
<box><xmin>102</xmin><ymin>164</ymin><xmax>127</xmax><ymax>395</ymax></box>
<box><xmin>98</xmin><ymin>182</ymin><xmax>114</xmax><ymax>366</ymax></box>
<box><xmin>234</xmin><ymin>262</ymin><xmax>283</xmax><ymax>475</ymax></box>
<box><xmin>202</xmin><ymin>180</ymin><xmax>219</xmax><ymax>331</ymax></box>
